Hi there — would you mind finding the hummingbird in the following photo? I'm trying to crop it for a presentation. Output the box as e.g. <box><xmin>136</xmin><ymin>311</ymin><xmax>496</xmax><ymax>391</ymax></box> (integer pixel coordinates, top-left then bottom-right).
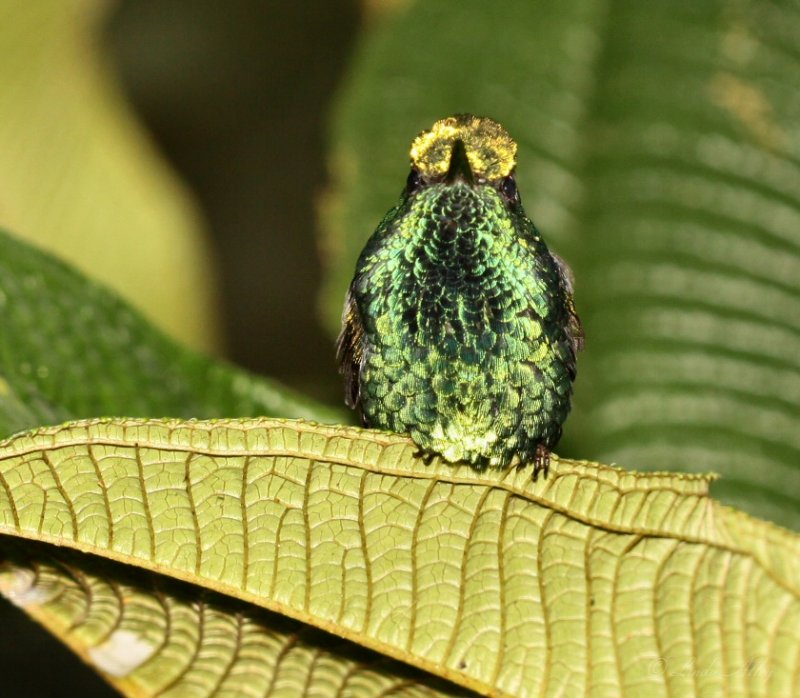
<box><xmin>337</xmin><ymin>114</ymin><xmax>583</xmax><ymax>477</ymax></box>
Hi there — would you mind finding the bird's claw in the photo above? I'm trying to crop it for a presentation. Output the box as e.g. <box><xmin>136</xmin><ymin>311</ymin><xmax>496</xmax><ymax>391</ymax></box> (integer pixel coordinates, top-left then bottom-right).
<box><xmin>531</xmin><ymin>444</ymin><xmax>551</xmax><ymax>482</ymax></box>
<box><xmin>414</xmin><ymin>448</ymin><xmax>436</xmax><ymax>465</ymax></box>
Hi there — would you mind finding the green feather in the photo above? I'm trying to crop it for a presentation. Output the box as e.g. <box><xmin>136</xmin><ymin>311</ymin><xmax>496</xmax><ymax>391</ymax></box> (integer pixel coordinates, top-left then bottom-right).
<box><xmin>338</xmin><ymin>116</ymin><xmax>581</xmax><ymax>474</ymax></box>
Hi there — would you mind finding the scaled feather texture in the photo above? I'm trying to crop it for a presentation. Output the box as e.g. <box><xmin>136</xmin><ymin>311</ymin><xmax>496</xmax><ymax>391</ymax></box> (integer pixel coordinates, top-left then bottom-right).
<box><xmin>338</xmin><ymin>115</ymin><xmax>583</xmax><ymax>475</ymax></box>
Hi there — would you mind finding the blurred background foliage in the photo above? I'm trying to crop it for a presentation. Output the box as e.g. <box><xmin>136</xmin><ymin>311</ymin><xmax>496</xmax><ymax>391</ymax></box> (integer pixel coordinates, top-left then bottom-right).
<box><xmin>0</xmin><ymin>0</ymin><xmax>222</xmax><ymax>352</ymax></box>
<box><xmin>322</xmin><ymin>0</ymin><xmax>800</xmax><ymax>533</ymax></box>
<box><xmin>0</xmin><ymin>0</ymin><xmax>798</xmax><ymax>694</ymax></box>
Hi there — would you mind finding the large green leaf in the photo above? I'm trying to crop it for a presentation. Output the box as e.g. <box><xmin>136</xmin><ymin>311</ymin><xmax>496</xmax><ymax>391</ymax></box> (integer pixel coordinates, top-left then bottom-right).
<box><xmin>0</xmin><ymin>228</ymin><xmax>342</xmax><ymax>438</ymax></box>
<box><xmin>0</xmin><ymin>539</ymin><xmax>461</xmax><ymax>697</ymax></box>
<box><xmin>0</xmin><ymin>418</ymin><xmax>798</xmax><ymax>696</ymax></box>
<box><xmin>0</xmin><ymin>223</ymin><xmax>341</xmax><ymax>694</ymax></box>
<box><xmin>319</xmin><ymin>0</ymin><xmax>800</xmax><ymax>530</ymax></box>
<box><xmin>0</xmin><ymin>0</ymin><xmax>219</xmax><ymax>350</ymax></box>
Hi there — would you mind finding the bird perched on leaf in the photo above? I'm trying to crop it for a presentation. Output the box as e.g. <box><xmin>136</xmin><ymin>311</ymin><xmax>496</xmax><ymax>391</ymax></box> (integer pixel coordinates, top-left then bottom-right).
<box><xmin>337</xmin><ymin>114</ymin><xmax>583</xmax><ymax>477</ymax></box>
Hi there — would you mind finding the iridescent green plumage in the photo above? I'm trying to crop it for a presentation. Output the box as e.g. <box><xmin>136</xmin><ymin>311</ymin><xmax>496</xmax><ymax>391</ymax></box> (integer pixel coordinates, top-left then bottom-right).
<box><xmin>338</xmin><ymin>115</ymin><xmax>582</xmax><ymax>475</ymax></box>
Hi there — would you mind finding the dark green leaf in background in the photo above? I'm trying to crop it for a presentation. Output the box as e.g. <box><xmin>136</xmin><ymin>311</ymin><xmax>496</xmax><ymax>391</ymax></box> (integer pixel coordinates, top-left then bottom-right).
<box><xmin>320</xmin><ymin>0</ymin><xmax>800</xmax><ymax>530</ymax></box>
<box><xmin>0</xmin><ymin>229</ymin><xmax>343</xmax><ymax>440</ymax></box>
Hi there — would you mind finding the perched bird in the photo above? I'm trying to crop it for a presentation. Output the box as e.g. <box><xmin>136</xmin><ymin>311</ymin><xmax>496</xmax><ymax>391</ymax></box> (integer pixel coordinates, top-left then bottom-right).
<box><xmin>337</xmin><ymin>114</ymin><xmax>583</xmax><ymax>477</ymax></box>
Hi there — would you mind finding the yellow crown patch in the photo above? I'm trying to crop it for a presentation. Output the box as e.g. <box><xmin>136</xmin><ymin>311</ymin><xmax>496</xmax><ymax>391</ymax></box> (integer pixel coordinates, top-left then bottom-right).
<box><xmin>409</xmin><ymin>114</ymin><xmax>517</xmax><ymax>180</ymax></box>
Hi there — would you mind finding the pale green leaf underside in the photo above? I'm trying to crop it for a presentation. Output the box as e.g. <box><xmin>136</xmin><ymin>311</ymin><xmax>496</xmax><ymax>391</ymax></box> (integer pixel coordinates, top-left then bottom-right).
<box><xmin>0</xmin><ymin>419</ymin><xmax>798</xmax><ymax>696</ymax></box>
<box><xmin>1</xmin><ymin>541</ymin><xmax>461</xmax><ymax>698</ymax></box>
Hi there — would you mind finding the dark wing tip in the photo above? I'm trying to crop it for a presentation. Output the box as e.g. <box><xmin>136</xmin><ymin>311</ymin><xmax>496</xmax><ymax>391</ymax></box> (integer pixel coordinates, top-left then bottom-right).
<box><xmin>550</xmin><ymin>251</ymin><xmax>584</xmax><ymax>354</ymax></box>
<box><xmin>336</xmin><ymin>286</ymin><xmax>365</xmax><ymax>411</ymax></box>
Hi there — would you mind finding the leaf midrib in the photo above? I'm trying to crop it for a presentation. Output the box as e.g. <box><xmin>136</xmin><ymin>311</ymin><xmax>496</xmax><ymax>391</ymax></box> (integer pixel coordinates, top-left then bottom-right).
<box><xmin>2</xmin><ymin>420</ymin><xmax>798</xmax><ymax>592</ymax></box>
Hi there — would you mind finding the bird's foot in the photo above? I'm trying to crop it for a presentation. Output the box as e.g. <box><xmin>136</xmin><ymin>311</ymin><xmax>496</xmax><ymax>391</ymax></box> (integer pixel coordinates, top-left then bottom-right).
<box><xmin>531</xmin><ymin>444</ymin><xmax>551</xmax><ymax>482</ymax></box>
<box><xmin>413</xmin><ymin>448</ymin><xmax>436</xmax><ymax>465</ymax></box>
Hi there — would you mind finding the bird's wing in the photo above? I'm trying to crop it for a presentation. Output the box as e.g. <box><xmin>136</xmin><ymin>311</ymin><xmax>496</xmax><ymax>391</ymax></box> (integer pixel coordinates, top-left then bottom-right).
<box><xmin>336</xmin><ymin>284</ymin><xmax>365</xmax><ymax>410</ymax></box>
<box><xmin>551</xmin><ymin>252</ymin><xmax>585</xmax><ymax>355</ymax></box>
